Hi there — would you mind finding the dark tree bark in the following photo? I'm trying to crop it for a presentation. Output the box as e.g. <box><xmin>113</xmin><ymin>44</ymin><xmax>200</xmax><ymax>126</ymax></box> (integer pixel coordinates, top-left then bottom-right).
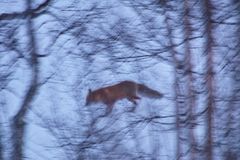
<box><xmin>162</xmin><ymin>2</ymin><xmax>183</xmax><ymax>159</ymax></box>
<box><xmin>0</xmin><ymin>0</ymin><xmax>51</xmax><ymax>159</ymax></box>
<box><xmin>223</xmin><ymin>1</ymin><xmax>240</xmax><ymax>159</ymax></box>
<box><xmin>203</xmin><ymin>0</ymin><xmax>215</xmax><ymax>159</ymax></box>
<box><xmin>10</xmin><ymin>0</ymin><xmax>40</xmax><ymax>158</ymax></box>
<box><xmin>183</xmin><ymin>1</ymin><xmax>196</xmax><ymax>159</ymax></box>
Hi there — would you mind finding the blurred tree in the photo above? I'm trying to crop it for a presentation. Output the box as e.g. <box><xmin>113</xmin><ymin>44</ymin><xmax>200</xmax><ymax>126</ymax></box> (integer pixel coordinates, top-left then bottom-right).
<box><xmin>0</xmin><ymin>0</ymin><xmax>239</xmax><ymax>160</ymax></box>
<box><xmin>221</xmin><ymin>0</ymin><xmax>240</xmax><ymax>159</ymax></box>
<box><xmin>183</xmin><ymin>1</ymin><xmax>197</xmax><ymax>159</ymax></box>
<box><xmin>201</xmin><ymin>0</ymin><xmax>215</xmax><ymax>159</ymax></box>
<box><xmin>0</xmin><ymin>0</ymin><xmax>51</xmax><ymax>159</ymax></box>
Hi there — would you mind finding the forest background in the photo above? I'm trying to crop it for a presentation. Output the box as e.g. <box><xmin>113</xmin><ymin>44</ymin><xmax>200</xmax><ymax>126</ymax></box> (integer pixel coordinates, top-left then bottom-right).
<box><xmin>0</xmin><ymin>0</ymin><xmax>240</xmax><ymax>160</ymax></box>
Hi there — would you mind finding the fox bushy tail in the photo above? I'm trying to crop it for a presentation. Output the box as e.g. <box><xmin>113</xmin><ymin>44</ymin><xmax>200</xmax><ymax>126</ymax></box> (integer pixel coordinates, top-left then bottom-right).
<box><xmin>138</xmin><ymin>84</ymin><xmax>163</xmax><ymax>98</ymax></box>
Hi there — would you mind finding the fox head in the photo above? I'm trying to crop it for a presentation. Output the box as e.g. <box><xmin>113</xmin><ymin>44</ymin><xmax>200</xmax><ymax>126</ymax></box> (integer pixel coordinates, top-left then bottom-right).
<box><xmin>85</xmin><ymin>89</ymin><xmax>95</xmax><ymax>106</ymax></box>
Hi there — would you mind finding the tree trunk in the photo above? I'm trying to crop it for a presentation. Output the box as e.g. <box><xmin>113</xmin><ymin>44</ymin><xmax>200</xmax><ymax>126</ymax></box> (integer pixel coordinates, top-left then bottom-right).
<box><xmin>183</xmin><ymin>1</ymin><xmax>196</xmax><ymax>159</ymax></box>
<box><xmin>203</xmin><ymin>0</ymin><xmax>215</xmax><ymax>159</ymax></box>
<box><xmin>11</xmin><ymin>0</ymin><xmax>39</xmax><ymax>159</ymax></box>
<box><xmin>162</xmin><ymin>4</ymin><xmax>183</xmax><ymax>159</ymax></box>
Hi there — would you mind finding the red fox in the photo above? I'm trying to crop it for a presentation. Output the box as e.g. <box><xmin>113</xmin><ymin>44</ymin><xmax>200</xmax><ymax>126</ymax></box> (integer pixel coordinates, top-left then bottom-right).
<box><xmin>85</xmin><ymin>80</ymin><xmax>163</xmax><ymax>113</ymax></box>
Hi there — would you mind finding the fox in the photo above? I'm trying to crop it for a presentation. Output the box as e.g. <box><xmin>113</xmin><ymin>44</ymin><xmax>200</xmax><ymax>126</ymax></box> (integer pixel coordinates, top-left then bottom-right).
<box><xmin>85</xmin><ymin>80</ymin><xmax>163</xmax><ymax>113</ymax></box>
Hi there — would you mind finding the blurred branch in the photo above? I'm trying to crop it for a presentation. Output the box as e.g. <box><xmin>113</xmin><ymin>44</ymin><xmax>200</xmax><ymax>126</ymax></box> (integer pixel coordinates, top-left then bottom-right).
<box><xmin>0</xmin><ymin>0</ymin><xmax>52</xmax><ymax>20</ymax></box>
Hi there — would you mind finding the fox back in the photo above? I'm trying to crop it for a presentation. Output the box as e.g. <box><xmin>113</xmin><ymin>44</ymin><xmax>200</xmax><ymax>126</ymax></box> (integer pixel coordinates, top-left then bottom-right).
<box><xmin>85</xmin><ymin>81</ymin><xmax>163</xmax><ymax>110</ymax></box>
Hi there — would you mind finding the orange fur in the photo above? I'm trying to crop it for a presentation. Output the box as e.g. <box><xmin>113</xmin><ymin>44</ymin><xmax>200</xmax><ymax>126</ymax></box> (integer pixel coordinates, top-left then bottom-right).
<box><xmin>85</xmin><ymin>80</ymin><xmax>163</xmax><ymax>113</ymax></box>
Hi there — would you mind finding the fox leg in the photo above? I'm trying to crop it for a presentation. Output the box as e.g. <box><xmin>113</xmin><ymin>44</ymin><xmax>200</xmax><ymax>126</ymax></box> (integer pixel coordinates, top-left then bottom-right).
<box><xmin>130</xmin><ymin>105</ymin><xmax>136</xmax><ymax>112</ymax></box>
<box><xmin>128</xmin><ymin>94</ymin><xmax>140</xmax><ymax>104</ymax></box>
<box><xmin>105</xmin><ymin>107</ymin><xmax>112</xmax><ymax>115</ymax></box>
<box><xmin>105</xmin><ymin>102</ymin><xmax>114</xmax><ymax>115</ymax></box>
<box><xmin>128</xmin><ymin>98</ymin><xmax>137</xmax><ymax>105</ymax></box>
<box><xmin>133</xmin><ymin>96</ymin><xmax>140</xmax><ymax>99</ymax></box>
<box><xmin>127</xmin><ymin>96</ymin><xmax>139</xmax><ymax>112</ymax></box>
<box><xmin>127</xmin><ymin>98</ymin><xmax>137</xmax><ymax>112</ymax></box>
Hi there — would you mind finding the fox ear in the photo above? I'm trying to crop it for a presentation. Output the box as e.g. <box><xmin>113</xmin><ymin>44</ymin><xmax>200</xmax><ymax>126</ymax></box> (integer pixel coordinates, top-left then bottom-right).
<box><xmin>88</xmin><ymin>89</ymin><xmax>92</xmax><ymax>93</ymax></box>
